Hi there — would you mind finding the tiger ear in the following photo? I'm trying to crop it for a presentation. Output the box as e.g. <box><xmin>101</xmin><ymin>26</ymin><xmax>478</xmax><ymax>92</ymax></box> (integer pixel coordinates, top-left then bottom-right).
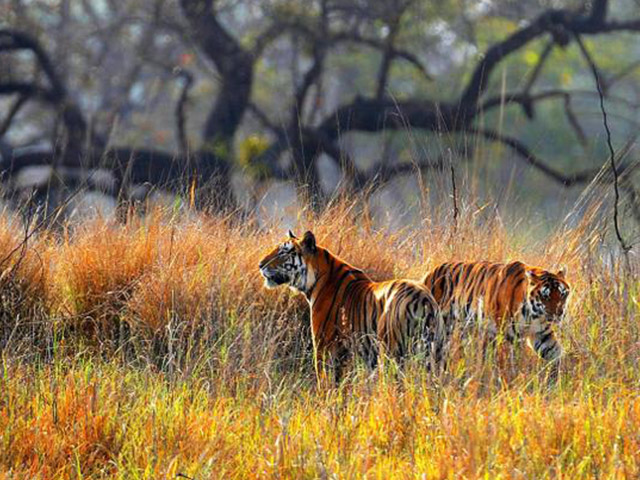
<box><xmin>288</xmin><ymin>230</ymin><xmax>297</xmax><ymax>239</ymax></box>
<box><xmin>556</xmin><ymin>266</ymin><xmax>567</xmax><ymax>278</ymax></box>
<box><xmin>525</xmin><ymin>269</ymin><xmax>540</xmax><ymax>283</ymax></box>
<box><xmin>301</xmin><ymin>230</ymin><xmax>317</xmax><ymax>254</ymax></box>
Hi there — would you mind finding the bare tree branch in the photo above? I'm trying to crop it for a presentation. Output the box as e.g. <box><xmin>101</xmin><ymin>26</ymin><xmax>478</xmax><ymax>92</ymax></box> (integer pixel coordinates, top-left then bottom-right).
<box><xmin>0</xmin><ymin>82</ymin><xmax>56</xmax><ymax>102</ymax></box>
<box><xmin>247</xmin><ymin>102</ymin><xmax>281</xmax><ymax>136</ymax></box>
<box><xmin>0</xmin><ymin>29</ymin><xmax>96</xmax><ymax>159</ymax></box>
<box><xmin>0</xmin><ymin>30</ymin><xmax>67</xmax><ymax>95</ymax></box>
<box><xmin>469</xmin><ymin>127</ymin><xmax>600</xmax><ymax>186</ymax></box>
<box><xmin>523</xmin><ymin>40</ymin><xmax>555</xmax><ymax>94</ymax></box>
<box><xmin>254</xmin><ymin>17</ymin><xmax>433</xmax><ymax>83</ymax></box>
<box><xmin>563</xmin><ymin>94</ymin><xmax>588</xmax><ymax>146</ymax></box>
<box><xmin>460</xmin><ymin>3</ymin><xmax>640</xmax><ymax>112</ymax></box>
<box><xmin>173</xmin><ymin>68</ymin><xmax>194</xmax><ymax>160</ymax></box>
<box><xmin>480</xmin><ymin>88</ymin><xmax>588</xmax><ymax>145</ymax></box>
<box><xmin>608</xmin><ymin>60</ymin><xmax>640</xmax><ymax>87</ymax></box>
<box><xmin>375</xmin><ymin>4</ymin><xmax>404</xmax><ymax>100</ymax></box>
<box><xmin>590</xmin><ymin>0</ymin><xmax>608</xmax><ymax>24</ymax></box>
<box><xmin>293</xmin><ymin>43</ymin><xmax>326</xmax><ymax>123</ymax></box>
<box><xmin>331</xmin><ymin>32</ymin><xmax>433</xmax><ymax>82</ymax></box>
<box><xmin>0</xmin><ymin>94</ymin><xmax>28</xmax><ymax>138</ymax></box>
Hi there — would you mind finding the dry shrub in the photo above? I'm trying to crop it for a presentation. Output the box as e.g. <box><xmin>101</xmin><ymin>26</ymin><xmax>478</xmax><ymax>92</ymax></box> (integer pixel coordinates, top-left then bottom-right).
<box><xmin>53</xmin><ymin>219</ymin><xmax>161</xmax><ymax>316</ymax></box>
<box><xmin>0</xmin><ymin>215</ymin><xmax>48</xmax><ymax>299</ymax></box>
<box><xmin>49</xmin><ymin>218</ymin><xmax>161</xmax><ymax>344</ymax></box>
<box><xmin>0</xmin><ymin>185</ymin><xmax>638</xmax><ymax>478</ymax></box>
<box><xmin>125</xmin><ymin>219</ymin><xmax>216</xmax><ymax>333</ymax></box>
<box><xmin>128</xmin><ymin>264</ymin><xmax>213</xmax><ymax>333</ymax></box>
<box><xmin>124</xmin><ymin>216</ymin><xmax>312</xmax><ymax>373</ymax></box>
<box><xmin>124</xmin><ymin>215</ymin><xmax>307</xmax><ymax>328</ymax></box>
<box><xmin>0</xmin><ymin>214</ymin><xmax>50</xmax><ymax>348</ymax></box>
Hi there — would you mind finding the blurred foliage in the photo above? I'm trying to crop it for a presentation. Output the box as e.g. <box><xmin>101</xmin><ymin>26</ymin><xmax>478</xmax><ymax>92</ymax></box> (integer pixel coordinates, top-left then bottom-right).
<box><xmin>238</xmin><ymin>134</ymin><xmax>272</xmax><ymax>178</ymax></box>
<box><xmin>1</xmin><ymin>0</ymin><xmax>639</xmax><ymax>218</ymax></box>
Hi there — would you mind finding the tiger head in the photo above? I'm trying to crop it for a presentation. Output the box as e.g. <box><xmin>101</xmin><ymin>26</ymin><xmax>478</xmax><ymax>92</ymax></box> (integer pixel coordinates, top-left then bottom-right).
<box><xmin>526</xmin><ymin>267</ymin><xmax>570</xmax><ymax>322</ymax></box>
<box><xmin>259</xmin><ymin>230</ymin><xmax>318</xmax><ymax>294</ymax></box>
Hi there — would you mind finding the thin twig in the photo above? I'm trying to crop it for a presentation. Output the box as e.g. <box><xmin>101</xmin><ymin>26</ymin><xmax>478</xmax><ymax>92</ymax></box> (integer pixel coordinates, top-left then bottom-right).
<box><xmin>468</xmin><ymin>127</ymin><xmax>601</xmax><ymax>185</ymax></box>
<box><xmin>575</xmin><ymin>35</ymin><xmax>631</xmax><ymax>253</ymax></box>
<box><xmin>562</xmin><ymin>94</ymin><xmax>588</xmax><ymax>146</ymax></box>
<box><xmin>608</xmin><ymin>59</ymin><xmax>640</xmax><ymax>87</ymax></box>
<box><xmin>449</xmin><ymin>149</ymin><xmax>459</xmax><ymax>231</ymax></box>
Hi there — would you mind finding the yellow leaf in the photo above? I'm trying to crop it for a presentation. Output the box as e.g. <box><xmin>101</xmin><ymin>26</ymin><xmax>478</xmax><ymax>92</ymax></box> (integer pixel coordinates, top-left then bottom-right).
<box><xmin>524</xmin><ymin>50</ymin><xmax>539</xmax><ymax>66</ymax></box>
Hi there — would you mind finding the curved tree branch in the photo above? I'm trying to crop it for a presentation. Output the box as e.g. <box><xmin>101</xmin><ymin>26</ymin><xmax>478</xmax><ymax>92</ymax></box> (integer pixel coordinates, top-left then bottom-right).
<box><xmin>0</xmin><ymin>95</ymin><xmax>29</xmax><ymax>138</ymax></box>
<box><xmin>332</xmin><ymin>32</ymin><xmax>433</xmax><ymax>82</ymax></box>
<box><xmin>307</xmin><ymin>2</ymin><xmax>640</xmax><ymax>144</ymax></box>
<box><xmin>0</xmin><ymin>29</ymin><xmax>97</xmax><ymax>160</ymax></box>
<box><xmin>469</xmin><ymin>127</ymin><xmax>601</xmax><ymax>186</ymax></box>
<box><xmin>248</xmin><ymin>0</ymin><xmax>640</xmax><ymax>198</ymax></box>
<box><xmin>460</xmin><ymin>3</ymin><xmax>640</xmax><ymax>112</ymax></box>
<box><xmin>247</xmin><ymin>102</ymin><xmax>281</xmax><ymax>136</ymax></box>
<box><xmin>0</xmin><ymin>30</ymin><xmax>67</xmax><ymax>95</ymax></box>
<box><xmin>0</xmin><ymin>82</ymin><xmax>57</xmax><ymax>102</ymax></box>
<box><xmin>253</xmin><ymin>17</ymin><xmax>433</xmax><ymax>83</ymax></box>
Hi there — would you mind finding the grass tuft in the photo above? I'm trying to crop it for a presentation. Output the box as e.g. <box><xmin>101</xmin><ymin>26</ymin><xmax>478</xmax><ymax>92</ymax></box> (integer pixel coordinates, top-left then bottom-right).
<box><xmin>0</xmin><ymin>190</ymin><xmax>637</xmax><ymax>478</ymax></box>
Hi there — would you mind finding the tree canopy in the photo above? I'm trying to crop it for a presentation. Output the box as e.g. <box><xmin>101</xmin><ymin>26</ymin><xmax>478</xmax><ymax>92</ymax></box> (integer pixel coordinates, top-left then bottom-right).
<box><xmin>1</xmin><ymin>0</ymin><xmax>639</xmax><ymax>214</ymax></box>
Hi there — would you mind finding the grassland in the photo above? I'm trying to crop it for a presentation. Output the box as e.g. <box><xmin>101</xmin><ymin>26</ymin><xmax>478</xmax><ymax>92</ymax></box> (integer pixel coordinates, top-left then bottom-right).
<box><xmin>0</xmin><ymin>192</ymin><xmax>638</xmax><ymax>479</ymax></box>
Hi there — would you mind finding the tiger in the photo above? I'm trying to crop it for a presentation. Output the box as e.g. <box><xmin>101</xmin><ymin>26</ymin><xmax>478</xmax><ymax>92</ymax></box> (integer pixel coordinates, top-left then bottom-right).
<box><xmin>422</xmin><ymin>261</ymin><xmax>570</xmax><ymax>378</ymax></box>
<box><xmin>259</xmin><ymin>230</ymin><xmax>443</xmax><ymax>382</ymax></box>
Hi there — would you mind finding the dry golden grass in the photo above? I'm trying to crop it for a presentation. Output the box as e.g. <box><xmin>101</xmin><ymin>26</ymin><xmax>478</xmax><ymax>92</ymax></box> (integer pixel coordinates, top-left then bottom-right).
<box><xmin>0</xmin><ymin>191</ymin><xmax>637</xmax><ymax>479</ymax></box>
<box><xmin>0</xmin><ymin>213</ymin><xmax>51</xmax><ymax>349</ymax></box>
<box><xmin>0</xmin><ymin>214</ymin><xmax>49</xmax><ymax>301</ymax></box>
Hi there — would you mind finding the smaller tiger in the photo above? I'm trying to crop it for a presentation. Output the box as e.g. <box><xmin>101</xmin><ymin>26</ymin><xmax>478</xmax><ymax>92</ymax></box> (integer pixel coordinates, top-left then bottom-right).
<box><xmin>422</xmin><ymin>261</ymin><xmax>570</xmax><ymax>369</ymax></box>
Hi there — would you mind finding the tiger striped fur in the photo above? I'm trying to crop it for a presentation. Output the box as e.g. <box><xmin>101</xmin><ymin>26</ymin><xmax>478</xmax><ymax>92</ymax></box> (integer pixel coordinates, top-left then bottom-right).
<box><xmin>259</xmin><ymin>230</ymin><xmax>443</xmax><ymax>382</ymax></box>
<box><xmin>422</xmin><ymin>261</ymin><xmax>570</xmax><ymax>372</ymax></box>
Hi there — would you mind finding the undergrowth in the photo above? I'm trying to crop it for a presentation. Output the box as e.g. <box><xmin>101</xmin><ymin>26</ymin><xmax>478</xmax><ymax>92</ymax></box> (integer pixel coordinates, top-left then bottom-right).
<box><xmin>0</xmin><ymin>189</ymin><xmax>637</xmax><ymax>479</ymax></box>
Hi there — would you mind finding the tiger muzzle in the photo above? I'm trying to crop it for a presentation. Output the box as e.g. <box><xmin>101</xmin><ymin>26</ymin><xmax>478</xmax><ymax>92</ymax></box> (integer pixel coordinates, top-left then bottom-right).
<box><xmin>260</xmin><ymin>268</ymin><xmax>289</xmax><ymax>286</ymax></box>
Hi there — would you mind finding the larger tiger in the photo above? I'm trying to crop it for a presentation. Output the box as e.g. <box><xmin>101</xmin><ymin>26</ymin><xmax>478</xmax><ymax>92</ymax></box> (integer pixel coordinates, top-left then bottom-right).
<box><xmin>422</xmin><ymin>261</ymin><xmax>570</xmax><ymax>372</ymax></box>
<box><xmin>259</xmin><ymin>230</ymin><xmax>442</xmax><ymax>381</ymax></box>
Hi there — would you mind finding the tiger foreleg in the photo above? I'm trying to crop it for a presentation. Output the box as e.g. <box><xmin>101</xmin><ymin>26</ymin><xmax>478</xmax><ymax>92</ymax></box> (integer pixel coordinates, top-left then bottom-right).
<box><xmin>532</xmin><ymin>327</ymin><xmax>562</xmax><ymax>386</ymax></box>
<box><xmin>424</xmin><ymin>312</ymin><xmax>448</xmax><ymax>374</ymax></box>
